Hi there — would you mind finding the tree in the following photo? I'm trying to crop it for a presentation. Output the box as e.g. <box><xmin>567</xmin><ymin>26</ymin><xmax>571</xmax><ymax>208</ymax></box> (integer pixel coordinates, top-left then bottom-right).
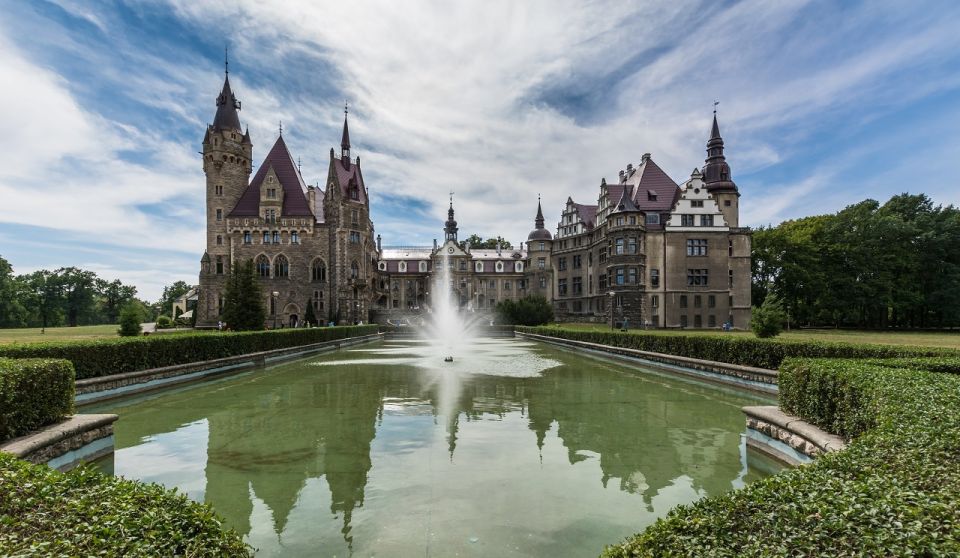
<box><xmin>159</xmin><ymin>281</ymin><xmax>192</xmax><ymax>317</ymax></box>
<box><xmin>460</xmin><ymin>234</ymin><xmax>513</xmax><ymax>250</ymax></box>
<box><xmin>117</xmin><ymin>302</ymin><xmax>143</xmax><ymax>337</ymax></box>
<box><xmin>304</xmin><ymin>298</ymin><xmax>317</xmax><ymax>326</ymax></box>
<box><xmin>96</xmin><ymin>278</ymin><xmax>137</xmax><ymax>324</ymax></box>
<box><xmin>221</xmin><ymin>259</ymin><xmax>265</xmax><ymax>331</ymax></box>
<box><xmin>19</xmin><ymin>270</ymin><xmax>63</xmax><ymax>329</ymax></box>
<box><xmin>751</xmin><ymin>292</ymin><xmax>787</xmax><ymax>338</ymax></box>
<box><xmin>0</xmin><ymin>256</ymin><xmax>27</xmax><ymax>328</ymax></box>
<box><xmin>495</xmin><ymin>295</ymin><xmax>554</xmax><ymax>325</ymax></box>
<box><xmin>57</xmin><ymin>267</ymin><xmax>98</xmax><ymax>327</ymax></box>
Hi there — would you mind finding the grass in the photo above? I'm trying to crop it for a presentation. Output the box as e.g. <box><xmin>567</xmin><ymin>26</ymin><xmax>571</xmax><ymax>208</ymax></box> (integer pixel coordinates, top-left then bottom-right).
<box><xmin>556</xmin><ymin>323</ymin><xmax>960</xmax><ymax>349</ymax></box>
<box><xmin>0</xmin><ymin>324</ymin><xmax>210</xmax><ymax>345</ymax></box>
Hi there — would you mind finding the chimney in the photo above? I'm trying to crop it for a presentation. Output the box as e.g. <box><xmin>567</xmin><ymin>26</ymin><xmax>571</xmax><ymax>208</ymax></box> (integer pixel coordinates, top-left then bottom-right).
<box><xmin>626</xmin><ymin>163</ymin><xmax>634</xmax><ymax>176</ymax></box>
<box><xmin>618</xmin><ymin>170</ymin><xmax>625</xmax><ymax>182</ymax></box>
<box><xmin>641</xmin><ymin>153</ymin><xmax>651</xmax><ymax>163</ymax></box>
<box><xmin>496</xmin><ymin>237</ymin><xmax>502</xmax><ymax>256</ymax></box>
<box><xmin>376</xmin><ymin>234</ymin><xmax>382</xmax><ymax>252</ymax></box>
<box><xmin>433</xmin><ymin>239</ymin><xmax>438</xmax><ymax>251</ymax></box>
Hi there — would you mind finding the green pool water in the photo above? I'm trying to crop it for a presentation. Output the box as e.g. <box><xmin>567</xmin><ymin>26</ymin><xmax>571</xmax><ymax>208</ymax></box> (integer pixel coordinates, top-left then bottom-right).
<box><xmin>90</xmin><ymin>337</ymin><xmax>781</xmax><ymax>557</ymax></box>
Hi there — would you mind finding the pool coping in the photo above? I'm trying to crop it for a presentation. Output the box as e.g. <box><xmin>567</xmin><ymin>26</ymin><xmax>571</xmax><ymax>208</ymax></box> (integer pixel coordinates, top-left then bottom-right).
<box><xmin>0</xmin><ymin>414</ymin><xmax>118</xmax><ymax>471</ymax></box>
<box><xmin>75</xmin><ymin>333</ymin><xmax>383</xmax><ymax>406</ymax></box>
<box><xmin>742</xmin><ymin>405</ymin><xmax>848</xmax><ymax>466</ymax></box>
<box><xmin>517</xmin><ymin>331</ymin><xmax>778</xmax><ymax>394</ymax></box>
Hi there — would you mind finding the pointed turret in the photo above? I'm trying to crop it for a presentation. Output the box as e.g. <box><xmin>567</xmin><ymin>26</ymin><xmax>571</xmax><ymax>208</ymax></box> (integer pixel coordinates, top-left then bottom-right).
<box><xmin>528</xmin><ymin>196</ymin><xmax>552</xmax><ymax>240</ymax></box>
<box><xmin>212</xmin><ymin>74</ymin><xmax>242</xmax><ymax>132</ymax></box>
<box><xmin>702</xmin><ymin>113</ymin><xmax>737</xmax><ymax>193</ymax></box>
<box><xmin>340</xmin><ymin>103</ymin><xmax>351</xmax><ymax>166</ymax></box>
<box><xmin>444</xmin><ymin>194</ymin><xmax>458</xmax><ymax>242</ymax></box>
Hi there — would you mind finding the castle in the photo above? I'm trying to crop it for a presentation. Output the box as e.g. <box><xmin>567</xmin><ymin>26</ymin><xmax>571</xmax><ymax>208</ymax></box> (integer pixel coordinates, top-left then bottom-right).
<box><xmin>196</xmin><ymin>65</ymin><xmax>750</xmax><ymax>329</ymax></box>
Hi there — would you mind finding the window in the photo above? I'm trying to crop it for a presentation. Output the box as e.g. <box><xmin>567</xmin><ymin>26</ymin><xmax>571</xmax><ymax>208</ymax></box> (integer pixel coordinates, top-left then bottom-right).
<box><xmin>459</xmin><ymin>260</ymin><xmax>467</xmax><ymax>271</ymax></box>
<box><xmin>399</xmin><ymin>261</ymin><xmax>407</xmax><ymax>272</ymax></box>
<box><xmin>539</xmin><ymin>276</ymin><xmax>546</xmax><ymax>288</ymax></box>
<box><xmin>476</xmin><ymin>261</ymin><xmax>484</xmax><ymax>272</ymax></box>
<box><xmin>687</xmin><ymin>269</ymin><xmax>709</xmax><ymax>286</ymax></box>
<box><xmin>273</xmin><ymin>231</ymin><xmax>280</xmax><ymax>244</ymax></box>
<box><xmin>216</xmin><ymin>209</ymin><xmax>223</xmax><ymax>221</ymax></box>
<box><xmin>628</xmin><ymin>267</ymin><xmax>637</xmax><ymax>284</ymax></box>
<box><xmin>646</xmin><ymin>213</ymin><xmax>660</xmax><ymax>225</ymax></box>
<box><xmin>729</xmin><ymin>295</ymin><xmax>734</xmax><ymax>306</ymax></box>
<box><xmin>709</xmin><ymin>295</ymin><xmax>716</xmax><ymax>308</ymax></box>
<box><xmin>691</xmin><ymin>200</ymin><xmax>704</xmax><ymax>208</ymax></box>
<box><xmin>349</xmin><ymin>185</ymin><xmax>359</xmax><ymax>200</ymax></box>
<box><xmin>216</xmin><ymin>256</ymin><xmax>224</xmax><ymax>275</ymax></box>
<box><xmin>351</xmin><ymin>210</ymin><xmax>359</xmax><ymax>224</ymax></box>
<box><xmin>558</xmin><ymin>278</ymin><xmax>568</xmax><ymax>295</ymax></box>
<box><xmin>504</xmin><ymin>280</ymin><xmax>512</xmax><ymax>291</ymax></box>
<box><xmin>273</xmin><ymin>255</ymin><xmax>289</xmax><ymax>278</ymax></box>
<box><xmin>558</xmin><ymin>257</ymin><xmax>567</xmax><ymax>271</ymax></box>
<box><xmin>616</xmin><ymin>216</ymin><xmax>624</xmax><ymax>226</ymax></box>
<box><xmin>694</xmin><ymin>295</ymin><xmax>702</xmax><ymax>308</ymax></box>
<box><xmin>629</xmin><ymin>216</ymin><xmax>637</xmax><ymax>225</ymax></box>
<box><xmin>573</xmin><ymin>255</ymin><xmax>582</xmax><ymax>269</ymax></box>
<box><xmin>515</xmin><ymin>262</ymin><xmax>523</xmax><ymax>272</ymax></box>
<box><xmin>349</xmin><ymin>231</ymin><xmax>361</xmax><ymax>244</ymax></box>
<box><xmin>687</xmin><ymin>239</ymin><xmax>708</xmax><ymax>256</ymax></box>
<box><xmin>496</xmin><ymin>261</ymin><xmax>504</xmax><ymax>272</ymax></box>
<box><xmin>420</xmin><ymin>261</ymin><xmax>428</xmax><ymax>272</ymax></box>
<box><xmin>615</xmin><ymin>238</ymin><xmax>624</xmax><ymax>255</ymax></box>
<box><xmin>538</xmin><ymin>241</ymin><xmax>545</xmax><ymax>251</ymax></box>
<box><xmin>256</xmin><ymin>255</ymin><xmax>270</xmax><ymax>277</ymax></box>
<box><xmin>680</xmin><ymin>315</ymin><xmax>688</xmax><ymax>327</ymax></box>
<box><xmin>599</xmin><ymin>273</ymin><xmax>607</xmax><ymax>289</ymax></box>
<box><xmin>243</xmin><ymin>231</ymin><xmax>252</xmax><ymax>245</ymax></box>
<box><xmin>694</xmin><ymin>314</ymin><xmax>702</xmax><ymax>328</ymax></box>
<box><xmin>572</xmin><ymin>277</ymin><xmax>582</xmax><ymax>294</ymax></box>
<box><xmin>729</xmin><ymin>240</ymin><xmax>733</xmax><ymax>256</ymax></box>
<box><xmin>291</xmin><ymin>231</ymin><xmax>300</xmax><ymax>244</ymax></box>
<box><xmin>489</xmin><ymin>279</ymin><xmax>495</xmax><ymax>289</ymax></box>
<box><xmin>709</xmin><ymin>315</ymin><xmax>716</xmax><ymax>327</ymax></box>
<box><xmin>681</xmin><ymin>214</ymin><xmax>695</xmax><ymax>227</ymax></box>
<box><xmin>647</xmin><ymin>191</ymin><xmax>657</xmax><ymax>201</ymax></box>
<box><xmin>680</xmin><ymin>295</ymin><xmax>688</xmax><ymax>308</ymax></box>
<box><xmin>266</xmin><ymin>188</ymin><xmax>276</xmax><ymax>199</ymax></box>
<box><xmin>701</xmin><ymin>214</ymin><xmax>714</xmax><ymax>226</ymax></box>
<box><xmin>263</xmin><ymin>231</ymin><xmax>271</xmax><ymax>244</ymax></box>
<box><xmin>651</xmin><ymin>294</ymin><xmax>659</xmax><ymax>308</ymax></box>
<box><xmin>628</xmin><ymin>237</ymin><xmax>637</xmax><ymax>254</ymax></box>
<box><xmin>615</xmin><ymin>295</ymin><xmax>623</xmax><ymax>308</ymax></box>
<box><xmin>724</xmin><ymin>200</ymin><xmax>731</xmax><ymax>207</ymax></box>
<box><xmin>729</xmin><ymin>269</ymin><xmax>734</xmax><ymax>288</ymax></box>
<box><xmin>650</xmin><ymin>269</ymin><xmax>660</xmax><ymax>288</ymax></box>
<box><xmin>537</xmin><ymin>257</ymin><xmax>545</xmax><ymax>270</ymax></box>
<box><xmin>312</xmin><ymin>260</ymin><xmax>327</xmax><ymax>282</ymax></box>
<box><xmin>216</xmin><ymin>235</ymin><xmax>223</xmax><ymax>246</ymax></box>
<box><xmin>350</xmin><ymin>261</ymin><xmax>360</xmax><ymax>280</ymax></box>
<box><xmin>616</xmin><ymin>268</ymin><xmax>625</xmax><ymax>285</ymax></box>
<box><xmin>215</xmin><ymin>185</ymin><xmax>223</xmax><ymax>196</ymax></box>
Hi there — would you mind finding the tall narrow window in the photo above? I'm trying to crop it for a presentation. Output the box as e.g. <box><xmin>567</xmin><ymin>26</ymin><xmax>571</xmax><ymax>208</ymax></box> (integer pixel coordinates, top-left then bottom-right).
<box><xmin>216</xmin><ymin>209</ymin><xmax>223</xmax><ymax>221</ymax></box>
<box><xmin>616</xmin><ymin>268</ymin><xmax>625</xmax><ymax>285</ymax></box>
<box><xmin>680</xmin><ymin>295</ymin><xmax>688</xmax><ymax>308</ymax></box>
<box><xmin>650</xmin><ymin>269</ymin><xmax>660</xmax><ymax>288</ymax></box>
<box><xmin>351</xmin><ymin>261</ymin><xmax>360</xmax><ymax>279</ymax></box>
<box><xmin>215</xmin><ymin>256</ymin><xmax>223</xmax><ymax>275</ymax></box>
<box><xmin>628</xmin><ymin>237</ymin><xmax>637</xmax><ymax>254</ymax></box>
<box><xmin>216</xmin><ymin>235</ymin><xmax>223</xmax><ymax>246</ymax></box>
<box><xmin>272</xmin><ymin>231</ymin><xmax>280</xmax><ymax>244</ymax></box>
<box><xmin>291</xmin><ymin>231</ymin><xmax>300</xmax><ymax>244</ymax></box>
<box><xmin>729</xmin><ymin>269</ymin><xmax>734</xmax><ymax>288</ymax></box>
<box><xmin>243</xmin><ymin>231</ymin><xmax>252</xmax><ymax>245</ymax></box>
<box><xmin>263</xmin><ymin>232</ymin><xmax>270</xmax><ymax>244</ymax></box>
<box><xmin>615</xmin><ymin>238</ymin><xmax>624</xmax><ymax>254</ymax></box>
<box><xmin>256</xmin><ymin>255</ymin><xmax>270</xmax><ymax>277</ymax></box>
<box><xmin>700</xmin><ymin>214</ymin><xmax>714</xmax><ymax>226</ymax></box>
<box><xmin>681</xmin><ymin>214</ymin><xmax>695</xmax><ymax>226</ymax></box>
<box><xmin>273</xmin><ymin>255</ymin><xmax>289</xmax><ymax>278</ymax></box>
<box><xmin>729</xmin><ymin>240</ymin><xmax>733</xmax><ymax>256</ymax></box>
<box><xmin>312</xmin><ymin>260</ymin><xmax>326</xmax><ymax>282</ymax></box>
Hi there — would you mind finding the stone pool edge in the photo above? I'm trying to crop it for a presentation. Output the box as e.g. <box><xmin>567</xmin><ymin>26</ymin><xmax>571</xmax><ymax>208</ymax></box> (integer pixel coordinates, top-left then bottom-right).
<box><xmin>742</xmin><ymin>405</ymin><xmax>848</xmax><ymax>466</ymax></box>
<box><xmin>0</xmin><ymin>414</ymin><xmax>118</xmax><ymax>471</ymax></box>
<box><xmin>75</xmin><ymin>332</ymin><xmax>383</xmax><ymax>406</ymax></box>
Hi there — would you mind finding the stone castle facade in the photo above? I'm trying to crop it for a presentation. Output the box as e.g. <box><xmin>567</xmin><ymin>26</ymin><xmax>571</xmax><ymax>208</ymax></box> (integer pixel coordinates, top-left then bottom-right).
<box><xmin>196</xmin><ymin>66</ymin><xmax>749</xmax><ymax>329</ymax></box>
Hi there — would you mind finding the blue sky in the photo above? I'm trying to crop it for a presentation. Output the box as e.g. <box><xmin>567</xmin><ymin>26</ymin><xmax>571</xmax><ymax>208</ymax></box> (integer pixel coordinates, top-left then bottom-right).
<box><xmin>1</xmin><ymin>0</ymin><xmax>959</xmax><ymax>301</ymax></box>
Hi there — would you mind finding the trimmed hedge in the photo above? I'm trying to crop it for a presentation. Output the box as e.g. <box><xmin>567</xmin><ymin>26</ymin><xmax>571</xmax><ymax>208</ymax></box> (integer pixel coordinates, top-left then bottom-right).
<box><xmin>0</xmin><ymin>325</ymin><xmax>379</xmax><ymax>380</ymax></box>
<box><xmin>517</xmin><ymin>326</ymin><xmax>959</xmax><ymax>369</ymax></box>
<box><xmin>0</xmin><ymin>453</ymin><xmax>251</xmax><ymax>556</ymax></box>
<box><xmin>0</xmin><ymin>358</ymin><xmax>74</xmax><ymax>442</ymax></box>
<box><xmin>601</xmin><ymin>356</ymin><xmax>960</xmax><ymax>557</ymax></box>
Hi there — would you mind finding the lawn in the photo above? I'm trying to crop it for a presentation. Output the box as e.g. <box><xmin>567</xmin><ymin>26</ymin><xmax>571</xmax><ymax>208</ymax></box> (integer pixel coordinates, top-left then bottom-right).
<box><xmin>556</xmin><ymin>323</ymin><xmax>960</xmax><ymax>349</ymax></box>
<box><xmin>0</xmin><ymin>324</ymin><xmax>208</xmax><ymax>345</ymax></box>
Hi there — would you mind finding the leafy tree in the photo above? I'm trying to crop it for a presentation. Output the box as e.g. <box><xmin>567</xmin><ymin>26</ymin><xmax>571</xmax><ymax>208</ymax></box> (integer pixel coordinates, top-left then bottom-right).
<box><xmin>495</xmin><ymin>295</ymin><xmax>554</xmax><ymax>325</ymax></box>
<box><xmin>96</xmin><ymin>278</ymin><xmax>137</xmax><ymax>324</ymax></box>
<box><xmin>57</xmin><ymin>267</ymin><xmax>98</xmax><ymax>327</ymax></box>
<box><xmin>0</xmin><ymin>256</ymin><xmax>27</xmax><ymax>328</ymax></box>
<box><xmin>159</xmin><ymin>281</ymin><xmax>192</xmax><ymax>317</ymax></box>
<box><xmin>751</xmin><ymin>292</ymin><xmax>786</xmax><ymax>338</ymax></box>
<box><xmin>460</xmin><ymin>234</ymin><xmax>513</xmax><ymax>250</ymax></box>
<box><xmin>19</xmin><ymin>270</ymin><xmax>63</xmax><ymax>329</ymax></box>
<box><xmin>304</xmin><ymin>298</ymin><xmax>317</xmax><ymax>326</ymax></box>
<box><xmin>221</xmin><ymin>259</ymin><xmax>265</xmax><ymax>331</ymax></box>
<box><xmin>117</xmin><ymin>302</ymin><xmax>143</xmax><ymax>337</ymax></box>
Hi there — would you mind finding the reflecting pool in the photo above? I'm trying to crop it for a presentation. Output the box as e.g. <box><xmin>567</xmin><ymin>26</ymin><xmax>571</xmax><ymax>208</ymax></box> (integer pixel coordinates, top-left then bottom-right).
<box><xmin>91</xmin><ymin>337</ymin><xmax>781</xmax><ymax>557</ymax></box>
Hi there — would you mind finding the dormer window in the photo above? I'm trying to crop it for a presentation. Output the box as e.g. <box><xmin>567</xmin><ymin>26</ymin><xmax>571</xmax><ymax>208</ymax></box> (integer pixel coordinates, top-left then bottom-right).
<box><xmin>419</xmin><ymin>261</ymin><xmax>428</xmax><ymax>272</ymax></box>
<box><xmin>647</xmin><ymin>190</ymin><xmax>657</xmax><ymax>201</ymax></box>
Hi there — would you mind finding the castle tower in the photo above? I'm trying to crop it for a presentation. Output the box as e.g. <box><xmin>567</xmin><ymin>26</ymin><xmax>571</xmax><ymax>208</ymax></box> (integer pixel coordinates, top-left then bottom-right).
<box><xmin>198</xmin><ymin>57</ymin><xmax>253</xmax><ymax>326</ymax></box>
<box><xmin>444</xmin><ymin>195</ymin><xmax>458</xmax><ymax>243</ymax></box>
<box><xmin>702</xmin><ymin>112</ymin><xmax>739</xmax><ymax>227</ymax></box>
<box><xmin>526</xmin><ymin>197</ymin><xmax>554</xmax><ymax>300</ymax></box>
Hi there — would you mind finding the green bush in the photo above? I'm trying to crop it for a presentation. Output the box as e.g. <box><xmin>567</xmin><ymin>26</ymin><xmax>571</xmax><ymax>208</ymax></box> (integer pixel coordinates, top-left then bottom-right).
<box><xmin>0</xmin><ymin>453</ymin><xmax>250</xmax><ymax>556</ymax></box>
<box><xmin>0</xmin><ymin>358</ymin><xmax>74</xmax><ymax>441</ymax></box>
<box><xmin>117</xmin><ymin>302</ymin><xmax>142</xmax><ymax>337</ymax></box>
<box><xmin>516</xmin><ymin>326</ymin><xmax>958</xmax><ymax>369</ymax></box>
<box><xmin>155</xmin><ymin>315</ymin><xmax>174</xmax><ymax>329</ymax></box>
<box><xmin>495</xmin><ymin>295</ymin><xmax>554</xmax><ymax>326</ymax></box>
<box><xmin>601</xmin><ymin>356</ymin><xmax>960</xmax><ymax>557</ymax></box>
<box><xmin>0</xmin><ymin>325</ymin><xmax>379</xmax><ymax>380</ymax></box>
<box><xmin>751</xmin><ymin>292</ymin><xmax>786</xmax><ymax>338</ymax></box>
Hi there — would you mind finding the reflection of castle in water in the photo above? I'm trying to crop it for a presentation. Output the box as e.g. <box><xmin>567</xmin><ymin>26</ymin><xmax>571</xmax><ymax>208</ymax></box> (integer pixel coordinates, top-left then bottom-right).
<box><xmin>110</xmin><ymin>348</ymin><xmax>752</xmax><ymax>547</ymax></box>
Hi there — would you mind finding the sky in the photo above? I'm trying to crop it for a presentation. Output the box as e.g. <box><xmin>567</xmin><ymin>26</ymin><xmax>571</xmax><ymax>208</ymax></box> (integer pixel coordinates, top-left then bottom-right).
<box><xmin>1</xmin><ymin>0</ymin><xmax>959</xmax><ymax>301</ymax></box>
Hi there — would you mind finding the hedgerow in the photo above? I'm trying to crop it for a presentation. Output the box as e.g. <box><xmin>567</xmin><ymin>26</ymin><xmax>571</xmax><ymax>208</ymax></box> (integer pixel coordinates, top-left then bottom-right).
<box><xmin>517</xmin><ymin>326</ymin><xmax>958</xmax><ymax>369</ymax></box>
<box><xmin>0</xmin><ymin>358</ymin><xmax>74</xmax><ymax>441</ymax></box>
<box><xmin>601</xmin><ymin>356</ymin><xmax>960</xmax><ymax>557</ymax></box>
<box><xmin>0</xmin><ymin>325</ymin><xmax>379</xmax><ymax>380</ymax></box>
<box><xmin>0</xmin><ymin>453</ymin><xmax>251</xmax><ymax>557</ymax></box>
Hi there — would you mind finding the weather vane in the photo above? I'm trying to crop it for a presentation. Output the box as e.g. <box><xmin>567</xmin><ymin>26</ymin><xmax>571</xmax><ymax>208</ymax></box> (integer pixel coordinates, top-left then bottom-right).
<box><xmin>713</xmin><ymin>100</ymin><xmax>719</xmax><ymax>115</ymax></box>
<box><xmin>224</xmin><ymin>44</ymin><xmax>229</xmax><ymax>75</ymax></box>
<box><xmin>278</xmin><ymin>120</ymin><xmax>283</xmax><ymax>136</ymax></box>
<box><xmin>344</xmin><ymin>100</ymin><xmax>349</xmax><ymax>115</ymax></box>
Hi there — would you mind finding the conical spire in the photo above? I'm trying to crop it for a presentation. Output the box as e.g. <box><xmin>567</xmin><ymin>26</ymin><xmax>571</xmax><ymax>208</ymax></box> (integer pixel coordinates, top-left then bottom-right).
<box><xmin>213</xmin><ymin>72</ymin><xmax>242</xmax><ymax>132</ymax></box>
<box><xmin>444</xmin><ymin>193</ymin><xmax>458</xmax><ymax>242</ymax></box>
<box><xmin>340</xmin><ymin>102</ymin><xmax>351</xmax><ymax>166</ymax></box>
<box><xmin>528</xmin><ymin>195</ymin><xmax>553</xmax><ymax>241</ymax></box>
<box><xmin>535</xmin><ymin>197</ymin><xmax>545</xmax><ymax>229</ymax></box>
<box><xmin>702</xmin><ymin>111</ymin><xmax>737</xmax><ymax>193</ymax></box>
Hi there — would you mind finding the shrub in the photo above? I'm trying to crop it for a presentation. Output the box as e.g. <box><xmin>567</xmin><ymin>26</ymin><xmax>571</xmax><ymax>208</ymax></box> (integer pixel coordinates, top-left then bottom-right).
<box><xmin>0</xmin><ymin>325</ymin><xmax>379</xmax><ymax>380</ymax></box>
<box><xmin>117</xmin><ymin>302</ymin><xmax>143</xmax><ymax>337</ymax></box>
<box><xmin>0</xmin><ymin>358</ymin><xmax>74</xmax><ymax>441</ymax></box>
<box><xmin>751</xmin><ymin>292</ymin><xmax>786</xmax><ymax>338</ymax></box>
<box><xmin>221</xmin><ymin>259</ymin><xmax>266</xmax><ymax>331</ymax></box>
<box><xmin>601</xmin><ymin>356</ymin><xmax>960</xmax><ymax>557</ymax></box>
<box><xmin>0</xmin><ymin>453</ymin><xmax>251</xmax><ymax>556</ymax></box>
<box><xmin>155</xmin><ymin>315</ymin><xmax>175</xmax><ymax>329</ymax></box>
<box><xmin>304</xmin><ymin>298</ymin><xmax>318</xmax><ymax>326</ymax></box>
<box><xmin>495</xmin><ymin>295</ymin><xmax>554</xmax><ymax>326</ymax></box>
<box><xmin>516</xmin><ymin>326</ymin><xmax>958</xmax><ymax>369</ymax></box>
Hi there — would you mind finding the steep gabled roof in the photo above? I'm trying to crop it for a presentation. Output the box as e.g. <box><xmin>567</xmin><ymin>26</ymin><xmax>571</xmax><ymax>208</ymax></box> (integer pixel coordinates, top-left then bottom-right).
<box><xmin>331</xmin><ymin>158</ymin><xmax>367</xmax><ymax>204</ymax></box>
<box><xmin>611</xmin><ymin>185</ymin><xmax>641</xmax><ymax>213</ymax></box>
<box><xmin>229</xmin><ymin>135</ymin><xmax>313</xmax><ymax>217</ymax></box>
<box><xmin>574</xmin><ymin>203</ymin><xmax>598</xmax><ymax>229</ymax></box>
<box><xmin>630</xmin><ymin>158</ymin><xmax>680</xmax><ymax>212</ymax></box>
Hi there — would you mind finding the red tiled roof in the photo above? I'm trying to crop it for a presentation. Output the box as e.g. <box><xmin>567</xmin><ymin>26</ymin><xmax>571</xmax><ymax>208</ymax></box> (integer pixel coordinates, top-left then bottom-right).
<box><xmin>331</xmin><ymin>158</ymin><xmax>367</xmax><ymax>204</ymax></box>
<box><xmin>229</xmin><ymin>136</ymin><xmax>313</xmax><ymax>217</ymax></box>
<box><xmin>631</xmin><ymin>159</ymin><xmax>680</xmax><ymax>212</ymax></box>
<box><xmin>574</xmin><ymin>203</ymin><xmax>598</xmax><ymax>229</ymax></box>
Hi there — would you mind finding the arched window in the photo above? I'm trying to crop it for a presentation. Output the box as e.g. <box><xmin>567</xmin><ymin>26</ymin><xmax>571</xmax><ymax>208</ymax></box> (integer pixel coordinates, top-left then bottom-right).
<box><xmin>515</xmin><ymin>261</ymin><xmax>523</xmax><ymax>272</ymax></box>
<box><xmin>419</xmin><ymin>261</ymin><xmax>428</xmax><ymax>272</ymax></box>
<box><xmin>274</xmin><ymin>255</ymin><xmax>289</xmax><ymax>278</ymax></box>
<box><xmin>399</xmin><ymin>261</ymin><xmax>407</xmax><ymax>272</ymax></box>
<box><xmin>311</xmin><ymin>259</ymin><xmax>326</xmax><ymax>282</ymax></box>
<box><xmin>351</xmin><ymin>261</ymin><xmax>360</xmax><ymax>280</ymax></box>
<box><xmin>495</xmin><ymin>261</ymin><xmax>504</xmax><ymax>272</ymax></box>
<box><xmin>476</xmin><ymin>261</ymin><xmax>484</xmax><ymax>273</ymax></box>
<box><xmin>256</xmin><ymin>255</ymin><xmax>270</xmax><ymax>277</ymax></box>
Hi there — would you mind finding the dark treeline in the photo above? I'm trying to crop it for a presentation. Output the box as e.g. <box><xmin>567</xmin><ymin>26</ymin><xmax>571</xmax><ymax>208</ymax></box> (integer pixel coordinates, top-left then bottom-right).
<box><xmin>0</xmin><ymin>255</ymin><xmax>155</xmax><ymax>328</ymax></box>
<box><xmin>752</xmin><ymin>193</ymin><xmax>960</xmax><ymax>329</ymax></box>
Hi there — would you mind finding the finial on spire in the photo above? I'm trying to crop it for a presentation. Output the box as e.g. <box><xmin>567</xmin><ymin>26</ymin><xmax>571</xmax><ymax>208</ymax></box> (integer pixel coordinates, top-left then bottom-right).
<box><xmin>224</xmin><ymin>44</ymin><xmax>229</xmax><ymax>75</ymax></box>
<box><xmin>713</xmin><ymin>99</ymin><xmax>719</xmax><ymax>115</ymax></box>
<box><xmin>449</xmin><ymin>191</ymin><xmax>454</xmax><ymax>207</ymax></box>
<box><xmin>344</xmin><ymin>100</ymin><xmax>349</xmax><ymax>116</ymax></box>
<box><xmin>297</xmin><ymin>156</ymin><xmax>301</xmax><ymax>173</ymax></box>
<box><xmin>279</xmin><ymin>120</ymin><xmax>283</xmax><ymax>136</ymax></box>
